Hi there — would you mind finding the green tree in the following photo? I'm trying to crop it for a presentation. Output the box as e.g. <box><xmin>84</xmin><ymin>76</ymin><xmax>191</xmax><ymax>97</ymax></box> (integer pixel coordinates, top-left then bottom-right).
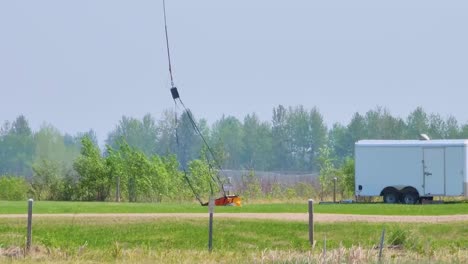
<box><xmin>340</xmin><ymin>157</ymin><xmax>355</xmax><ymax>197</ymax></box>
<box><xmin>316</xmin><ymin>146</ymin><xmax>337</xmax><ymax>201</ymax></box>
<box><xmin>34</xmin><ymin>124</ymin><xmax>80</xmax><ymax>167</ymax></box>
<box><xmin>211</xmin><ymin>115</ymin><xmax>244</xmax><ymax>169</ymax></box>
<box><xmin>406</xmin><ymin>107</ymin><xmax>429</xmax><ymax>139</ymax></box>
<box><xmin>427</xmin><ymin>113</ymin><xmax>446</xmax><ymax>139</ymax></box>
<box><xmin>308</xmin><ymin>107</ymin><xmax>328</xmax><ymax>170</ymax></box>
<box><xmin>284</xmin><ymin>106</ymin><xmax>327</xmax><ymax>171</ymax></box>
<box><xmin>365</xmin><ymin>107</ymin><xmax>405</xmax><ymax>139</ymax></box>
<box><xmin>0</xmin><ymin>115</ymin><xmax>35</xmax><ymax>177</ymax></box>
<box><xmin>161</xmin><ymin>154</ymin><xmax>188</xmax><ymax>200</ymax></box>
<box><xmin>31</xmin><ymin>159</ymin><xmax>62</xmax><ymax>200</ymax></box>
<box><xmin>329</xmin><ymin>112</ymin><xmax>368</xmax><ymax>161</ymax></box>
<box><xmin>155</xmin><ymin>109</ymin><xmax>178</xmax><ymax>156</ymax></box>
<box><xmin>174</xmin><ymin>110</ymin><xmax>203</xmax><ymax>169</ymax></box>
<box><xmin>187</xmin><ymin>159</ymin><xmax>219</xmax><ymax>201</ymax></box>
<box><xmin>272</xmin><ymin>105</ymin><xmax>292</xmax><ymax>171</ymax></box>
<box><xmin>328</xmin><ymin>123</ymin><xmax>349</xmax><ymax>164</ymax></box>
<box><xmin>445</xmin><ymin>115</ymin><xmax>460</xmax><ymax>138</ymax></box>
<box><xmin>460</xmin><ymin>123</ymin><xmax>468</xmax><ymax>138</ymax></box>
<box><xmin>74</xmin><ymin>137</ymin><xmax>110</xmax><ymax>201</ymax></box>
<box><xmin>106</xmin><ymin>145</ymin><xmax>126</xmax><ymax>202</ymax></box>
<box><xmin>242</xmin><ymin>113</ymin><xmax>272</xmax><ymax>170</ymax></box>
<box><xmin>106</xmin><ymin>114</ymin><xmax>158</xmax><ymax>156</ymax></box>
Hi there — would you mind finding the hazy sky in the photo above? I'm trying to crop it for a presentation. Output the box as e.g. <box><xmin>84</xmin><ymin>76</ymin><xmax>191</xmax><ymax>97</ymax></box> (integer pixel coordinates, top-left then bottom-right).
<box><xmin>1</xmin><ymin>0</ymin><xmax>467</xmax><ymax>143</ymax></box>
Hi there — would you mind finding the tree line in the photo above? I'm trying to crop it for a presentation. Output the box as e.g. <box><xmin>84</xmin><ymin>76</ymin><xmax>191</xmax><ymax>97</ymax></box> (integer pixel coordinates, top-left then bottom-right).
<box><xmin>106</xmin><ymin>105</ymin><xmax>468</xmax><ymax>171</ymax></box>
<box><xmin>1</xmin><ymin>105</ymin><xmax>468</xmax><ymax>201</ymax></box>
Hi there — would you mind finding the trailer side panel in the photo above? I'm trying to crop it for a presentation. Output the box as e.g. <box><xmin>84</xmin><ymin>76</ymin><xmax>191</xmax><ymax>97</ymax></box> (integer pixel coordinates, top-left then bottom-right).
<box><xmin>445</xmin><ymin>147</ymin><xmax>464</xmax><ymax>196</ymax></box>
<box><xmin>355</xmin><ymin>146</ymin><xmax>423</xmax><ymax>196</ymax></box>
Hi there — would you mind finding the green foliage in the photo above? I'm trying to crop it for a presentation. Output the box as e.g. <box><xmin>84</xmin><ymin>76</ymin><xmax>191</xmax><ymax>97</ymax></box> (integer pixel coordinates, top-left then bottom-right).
<box><xmin>154</xmin><ymin>109</ymin><xmax>178</xmax><ymax>156</ymax></box>
<box><xmin>211</xmin><ymin>115</ymin><xmax>244</xmax><ymax>169</ymax></box>
<box><xmin>242</xmin><ymin>113</ymin><xmax>272</xmax><ymax>170</ymax></box>
<box><xmin>106</xmin><ymin>142</ymin><xmax>186</xmax><ymax>202</ymax></box>
<box><xmin>31</xmin><ymin>159</ymin><xmax>63</xmax><ymax>200</ymax></box>
<box><xmin>340</xmin><ymin>157</ymin><xmax>355</xmax><ymax>196</ymax></box>
<box><xmin>285</xmin><ymin>187</ymin><xmax>297</xmax><ymax>200</ymax></box>
<box><xmin>292</xmin><ymin>182</ymin><xmax>315</xmax><ymax>199</ymax></box>
<box><xmin>74</xmin><ymin>136</ymin><xmax>110</xmax><ymax>201</ymax></box>
<box><xmin>34</xmin><ymin>124</ymin><xmax>79</xmax><ymax>166</ymax></box>
<box><xmin>316</xmin><ymin>146</ymin><xmax>338</xmax><ymax>201</ymax></box>
<box><xmin>271</xmin><ymin>105</ymin><xmax>328</xmax><ymax>171</ymax></box>
<box><xmin>272</xmin><ymin>105</ymin><xmax>291</xmax><ymax>170</ymax></box>
<box><xmin>241</xmin><ymin>171</ymin><xmax>262</xmax><ymax>200</ymax></box>
<box><xmin>114</xmin><ymin>143</ymin><xmax>157</xmax><ymax>202</ymax></box>
<box><xmin>161</xmin><ymin>155</ymin><xmax>186</xmax><ymax>200</ymax></box>
<box><xmin>187</xmin><ymin>159</ymin><xmax>218</xmax><ymax>200</ymax></box>
<box><xmin>0</xmin><ymin>115</ymin><xmax>35</xmax><ymax>177</ymax></box>
<box><xmin>4</xmin><ymin>105</ymin><xmax>468</xmax><ymax>204</ymax></box>
<box><xmin>406</xmin><ymin>107</ymin><xmax>429</xmax><ymax>138</ymax></box>
<box><xmin>106</xmin><ymin>114</ymin><xmax>158</xmax><ymax>156</ymax></box>
<box><xmin>175</xmin><ymin>111</ymin><xmax>203</xmax><ymax>169</ymax></box>
<box><xmin>268</xmin><ymin>182</ymin><xmax>284</xmax><ymax>199</ymax></box>
<box><xmin>0</xmin><ymin>175</ymin><xmax>28</xmax><ymax>200</ymax></box>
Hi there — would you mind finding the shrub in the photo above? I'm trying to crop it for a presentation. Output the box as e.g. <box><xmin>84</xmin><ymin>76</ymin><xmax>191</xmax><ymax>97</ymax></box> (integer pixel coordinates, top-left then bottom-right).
<box><xmin>0</xmin><ymin>175</ymin><xmax>29</xmax><ymax>200</ymax></box>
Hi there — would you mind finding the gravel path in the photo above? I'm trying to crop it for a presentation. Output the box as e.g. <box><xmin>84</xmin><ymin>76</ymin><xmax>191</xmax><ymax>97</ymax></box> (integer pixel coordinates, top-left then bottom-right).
<box><xmin>1</xmin><ymin>213</ymin><xmax>467</xmax><ymax>223</ymax></box>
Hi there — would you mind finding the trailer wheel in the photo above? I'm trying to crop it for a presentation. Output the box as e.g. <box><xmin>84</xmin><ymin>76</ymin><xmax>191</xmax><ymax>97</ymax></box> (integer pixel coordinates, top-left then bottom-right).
<box><xmin>383</xmin><ymin>191</ymin><xmax>399</xmax><ymax>204</ymax></box>
<box><xmin>402</xmin><ymin>192</ymin><xmax>419</xmax><ymax>204</ymax></box>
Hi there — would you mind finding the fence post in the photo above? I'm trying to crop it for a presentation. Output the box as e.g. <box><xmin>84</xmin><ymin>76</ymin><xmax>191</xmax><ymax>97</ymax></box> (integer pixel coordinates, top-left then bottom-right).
<box><xmin>333</xmin><ymin>177</ymin><xmax>337</xmax><ymax>203</ymax></box>
<box><xmin>208</xmin><ymin>196</ymin><xmax>214</xmax><ymax>252</ymax></box>
<box><xmin>308</xmin><ymin>199</ymin><xmax>314</xmax><ymax>246</ymax></box>
<box><xmin>322</xmin><ymin>236</ymin><xmax>327</xmax><ymax>264</ymax></box>
<box><xmin>116</xmin><ymin>176</ymin><xmax>121</xmax><ymax>202</ymax></box>
<box><xmin>26</xmin><ymin>198</ymin><xmax>33</xmax><ymax>252</ymax></box>
<box><xmin>378</xmin><ymin>228</ymin><xmax>385</xmax><ymax>262</ymax></box>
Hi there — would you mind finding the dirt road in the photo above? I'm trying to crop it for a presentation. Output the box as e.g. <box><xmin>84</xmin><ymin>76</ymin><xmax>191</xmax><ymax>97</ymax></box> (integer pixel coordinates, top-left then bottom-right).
<box><xmin>1</xmin><ymin>213</ymin><xmax>467</xmax><ymax>223</ymax></box>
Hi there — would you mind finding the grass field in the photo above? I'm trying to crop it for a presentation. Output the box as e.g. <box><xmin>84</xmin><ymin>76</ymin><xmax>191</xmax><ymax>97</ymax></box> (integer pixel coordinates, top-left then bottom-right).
<box><xmin>0</xmin><ymin>200</ymin><xmax>467</xmax><ymax>215</ymax></box>
<box><xmin>1</xmin><ymin>200</ymin><xmax>467</xmax><ymax>263</ymax></box>
<box><xmin>0</xmin><ymin>216</ymin><xmax>467</xmax><ymax>263</ymax></box>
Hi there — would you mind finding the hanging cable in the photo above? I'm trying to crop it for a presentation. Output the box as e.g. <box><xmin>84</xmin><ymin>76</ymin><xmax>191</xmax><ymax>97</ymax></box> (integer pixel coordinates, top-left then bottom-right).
<box><xmin>176</xmin><ymin>99</ymin><xmax>226</xmax><ymax>196</ymax></box>
<box><xmin>163</xmin><ymin>0</ymin><xmax>175</xmax><ymax>88</ymax></box>
<box><xmin>162</xmin><ymin>0</ymin><xmax>229</xmax><ymax>204</ymax></box>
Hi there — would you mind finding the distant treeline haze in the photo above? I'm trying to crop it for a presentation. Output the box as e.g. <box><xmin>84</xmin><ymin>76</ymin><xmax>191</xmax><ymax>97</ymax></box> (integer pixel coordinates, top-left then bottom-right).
<box><xmin>0</xmin><ymin>105</ymin><xmax>467</xmax><ymax>201</ymax></box>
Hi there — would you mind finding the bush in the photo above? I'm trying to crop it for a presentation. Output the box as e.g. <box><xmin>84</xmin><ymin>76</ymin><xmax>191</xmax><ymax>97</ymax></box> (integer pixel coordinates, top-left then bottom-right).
<box><xmin>0</xmin><ymin>175</ymin><xmax>29</xmax><ymax>200</ymax></box>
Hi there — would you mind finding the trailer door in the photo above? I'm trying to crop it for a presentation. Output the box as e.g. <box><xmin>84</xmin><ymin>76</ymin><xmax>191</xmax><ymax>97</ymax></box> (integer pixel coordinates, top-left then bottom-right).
<box><xmin>423</xmin><ymin>148</ymin><xmax>445</xmax><ymax>195</ymax></box>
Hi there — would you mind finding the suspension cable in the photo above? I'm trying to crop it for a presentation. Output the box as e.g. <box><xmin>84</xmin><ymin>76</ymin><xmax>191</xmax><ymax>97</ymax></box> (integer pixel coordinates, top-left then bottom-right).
<box><xmin>163</xmin><ymin>0</ymin><xmax>175</xmax><ymax>88</ymax></box>
<box><xmin>163</xmin><ymin>0</ymin><xmax>226</xmax><ymax>200</ymax></box>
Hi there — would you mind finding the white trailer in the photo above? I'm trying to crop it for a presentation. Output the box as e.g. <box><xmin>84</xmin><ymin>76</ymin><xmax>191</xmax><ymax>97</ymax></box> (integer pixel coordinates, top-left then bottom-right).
<box><xmin>355</xmin><ymin>140</ymin><xmax>468</xmax><ymax>204</ymax></box>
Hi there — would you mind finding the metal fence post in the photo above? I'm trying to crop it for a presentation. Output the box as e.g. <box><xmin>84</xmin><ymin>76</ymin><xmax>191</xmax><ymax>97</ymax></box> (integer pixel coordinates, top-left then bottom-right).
<box><xmin>308</xmin><ymin>199</ymin><xmax>314</xmax><ymax>246</ymax></box>
<box><xmin>378</xmin><ymin>228</ymin><xmax>385</xmax><ymax>262</ymax></box>
<box><xmin>208</xmin><ymin>196</ymin><xmax>214</xmax><ymax>252</ymax></box>
<box><xmin>26</xmin><ymin>198</ymin><xmax>33</xmax><ymax>252</ymax></box>
<box><xmin>333</xmin><ymin>177</ymin><xmax>337</xmax><ymax>203</ymax></box>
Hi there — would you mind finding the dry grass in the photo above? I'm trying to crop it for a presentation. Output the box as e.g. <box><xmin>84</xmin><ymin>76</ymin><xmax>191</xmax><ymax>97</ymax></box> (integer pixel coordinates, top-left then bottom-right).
<box><xmin>2</xmin><ymin>246</ymin><xmax>467</xmax><ymax>264</ymax></box>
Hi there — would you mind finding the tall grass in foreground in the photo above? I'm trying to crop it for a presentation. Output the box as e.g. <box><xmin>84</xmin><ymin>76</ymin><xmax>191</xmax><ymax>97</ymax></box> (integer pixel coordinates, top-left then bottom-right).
<box><xmin>1</xmin><ymin>247</ymin><xmax>467</xmax><ymax>263</ymax></box>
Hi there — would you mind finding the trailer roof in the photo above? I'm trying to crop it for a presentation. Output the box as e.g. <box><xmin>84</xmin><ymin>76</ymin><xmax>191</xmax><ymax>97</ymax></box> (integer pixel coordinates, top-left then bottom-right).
<box><xmin>356</xmin><ymin>139</ymin><xmax>468</xmax><ymax>147</ymax></box>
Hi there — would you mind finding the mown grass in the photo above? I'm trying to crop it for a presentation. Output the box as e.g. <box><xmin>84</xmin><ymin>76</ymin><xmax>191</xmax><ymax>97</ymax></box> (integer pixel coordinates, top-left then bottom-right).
<box><xmin>0</xmin><ymin>217</ymin><xmax>467</xmax><ymax>263</ymax></box>
<box><xmin>0</xmin><ymin>200</ymin><xmax>467</xmax><ymax>215</ymax></box>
